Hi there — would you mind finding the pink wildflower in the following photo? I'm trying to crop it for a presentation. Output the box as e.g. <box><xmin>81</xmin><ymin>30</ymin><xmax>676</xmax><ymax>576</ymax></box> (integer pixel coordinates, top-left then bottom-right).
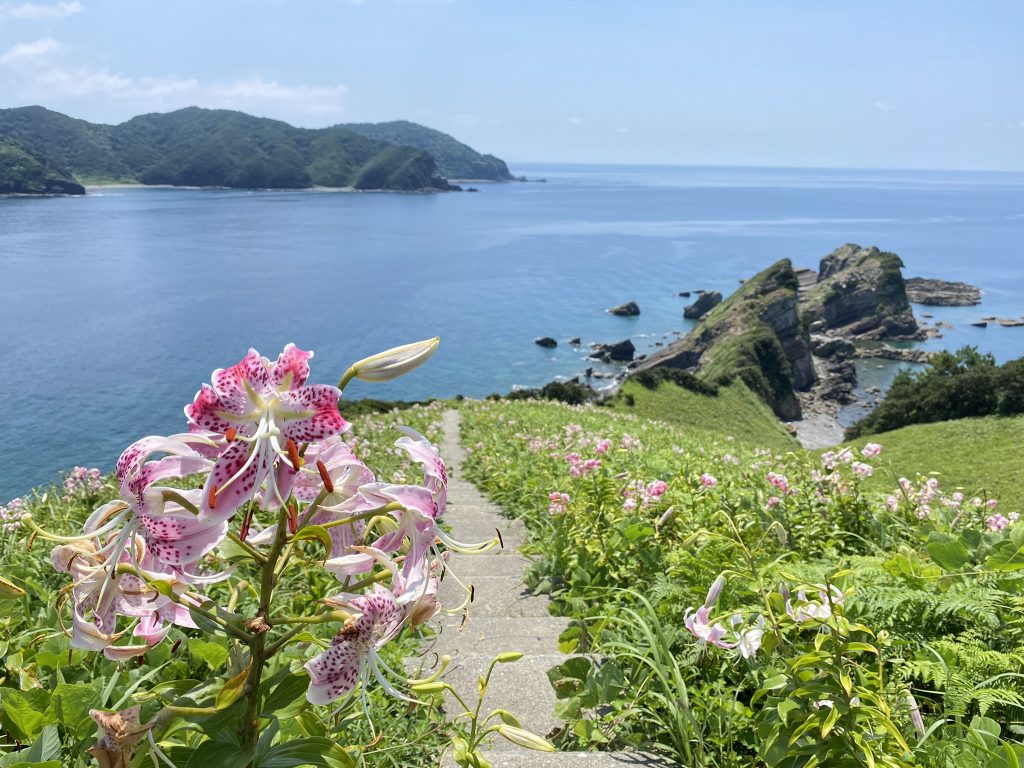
<box><xmin>861</xmin><ymin>442</ymin><xmax>882</xmax><ymax>458</ymax></box>
<box><xmin>595</xmin><ymin>439</ymin><xmax>612</xmax><ymax>454</ymax></box>
<box><xmin>766</xmin><ymin>496</ymin><xmax>780</xmax><ymax>510</ymax></box>
<box><xmin>767</xmin><ymin>472</ymin><xmax>789</xmax><ymax>493</ymax></box>
<box><xmin>700</xmin><ymin>473</ymin><xmax>717</xmax><ymax>488</ymax></box>
<box><xmin>851</xmin><ymin>462</ymin><xmax>873</xmax><ymax>478</ymax></box>
<box><xmin>987</xmin><ymin>514</ymin><xmax>1010</xmax><ymax>531</ymax></box>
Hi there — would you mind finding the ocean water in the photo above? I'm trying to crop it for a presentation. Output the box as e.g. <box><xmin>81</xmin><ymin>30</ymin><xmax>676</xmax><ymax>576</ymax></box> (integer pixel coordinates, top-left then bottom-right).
<box><xmin>2</xmin><ymin>164</ymin><xmax>1023</xmax><ymax>499</ymax></box>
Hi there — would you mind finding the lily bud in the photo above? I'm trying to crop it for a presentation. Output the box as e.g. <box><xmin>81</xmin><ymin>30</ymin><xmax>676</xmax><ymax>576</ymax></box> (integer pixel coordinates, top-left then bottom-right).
<box><xmin>496</xmin><ymin>725</ymin><xmax>556</xmax><ymax>752</ymax></box>
<box><xmin>704</xmin><ymin>575</ymin><xmax>726</xmax><ymax>609</ymax></box>
<box><xmin>345</xmin><ymin>337</ymin><xmax>439</xmax><ymax>384</ymax></box>
<box><xmin>0</xmin><ymin>575</ymin><xmax>25</xmax><ymax>600</ymax></box>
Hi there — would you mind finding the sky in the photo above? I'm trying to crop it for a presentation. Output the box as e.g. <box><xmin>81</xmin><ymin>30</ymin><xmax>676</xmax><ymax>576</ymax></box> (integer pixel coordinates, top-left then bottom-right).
<box><xmin>0</xmin><ymin>0</ymin><xmax>1021</xmax><ymax>170</ymax></box>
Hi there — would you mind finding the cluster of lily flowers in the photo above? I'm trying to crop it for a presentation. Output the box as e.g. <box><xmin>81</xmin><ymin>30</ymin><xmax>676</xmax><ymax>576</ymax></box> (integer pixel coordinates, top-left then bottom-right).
<box><xmin>885</xmin><ymin>474</ymin><xmax>1012</xmax><ymax>530</ymax></box>
<box><xmin>621</xmin><ymin>479</ymin><xmax>668</xmax><ymax>512</ymax></box>
<box><xmin>684</xmin><ymin>576</ymin><xmax>845</xmax><ymax>661</ymax></box>
<box><xmin>0</xmin><ymin>497</ymin><xmax>25</xmax><ymax>533</ymax></box>
<box><xmin>63</xmin><ymin>466</ymin><xmax>105</xmax><ymax>500</ymax></box>
<box><xmin>28</xmin><ymin>340</ymin><xmax>496</xmax><ymax>709</ymax></box>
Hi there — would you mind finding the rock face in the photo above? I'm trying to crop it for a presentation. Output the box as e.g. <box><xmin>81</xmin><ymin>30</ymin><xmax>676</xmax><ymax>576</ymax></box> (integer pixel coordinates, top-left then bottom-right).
<box><xmin>801</xmin><ymin>244</ymin><xmax>920</xmax><ymax>340</ymax></box>
<box><xmin>607</xmin><ymin>301</ymin><xmax>640</xmax><ymax>316</ymax></box>
<box><xmin>905</xmin><ymin>277</ymin><xmax>982</xmax><ymax>306</ymax></box>
<box><xmin>811</xmin><ymin>335</ymin><xmax>855</xmax><ymax>360</ymax></box>
<box><xmin>534</xmin><ymin>337</ymin><xmax>557</xmax><ymax>348</ymax></box>
<box><xmin>631</xmin><ymin>259</ymin><xmax>814</xmax><ymax>420</ymax></box>
<box><xmin>683</xmin><ymin>291</ymin><xmax>722</xmax><ymax>319</ymax></box>
<box><xmin>590</xmin><ymin>339</ymin><xmax>635</xmax><ymax>362</ymax></box>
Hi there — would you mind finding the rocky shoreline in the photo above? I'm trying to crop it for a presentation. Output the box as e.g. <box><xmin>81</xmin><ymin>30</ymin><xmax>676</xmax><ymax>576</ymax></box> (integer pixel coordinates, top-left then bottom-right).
<box><xmin>531</xmin><ymin>243</ymin><xmax>1008</xmax><ymax>450</ymax></box>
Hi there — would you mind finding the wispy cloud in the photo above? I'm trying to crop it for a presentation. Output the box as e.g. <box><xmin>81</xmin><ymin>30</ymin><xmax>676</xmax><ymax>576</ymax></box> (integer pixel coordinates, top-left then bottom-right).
<box><xmin>565</xmin><ymin>116</ymin><xmax>584</xmax><ymax>125</ymax></box>
<box><xmin>874</xmin><ymin>100</ymin><xmax>896</xmax><ymax>111</ymax></box>
<box><xmin>205</xmin><ymin>77</ymin><xmax>347</xmax><ymax>117</ymax></box>
<box><xmin>0</xmin><ymin>37</ymin><xmax>61</xmax><ymax>63</ymax></box>
<box><xmin>615</xmin><ymin>127</ymin><xmax>629</xmax><ymax>134</ymax></box>
<box><xmin>0</xmin><ymin>0</ymin><xmax>82</xmax><ymax>20</ymax></box>
<box><xmin>5</xmin><ymin>62</ymin><xmax>349</xmax><ymax>122</ymax></box>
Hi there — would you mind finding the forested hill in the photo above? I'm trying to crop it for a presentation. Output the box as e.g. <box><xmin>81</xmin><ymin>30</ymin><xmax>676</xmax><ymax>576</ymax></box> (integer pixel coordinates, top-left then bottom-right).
<box><xmin>340</xmin><ymin>120</ymin><xmax>512</xmax><ymax>180</ymax></box>
<box><xmin>0</xmin><ymin>132</ymin><xmax>84</xmax><ymax>195</ymax></box>
<box><xmin>0</xmin><ymin>106</ymin><xmax>511</xmax><ymax>192</ymax></box>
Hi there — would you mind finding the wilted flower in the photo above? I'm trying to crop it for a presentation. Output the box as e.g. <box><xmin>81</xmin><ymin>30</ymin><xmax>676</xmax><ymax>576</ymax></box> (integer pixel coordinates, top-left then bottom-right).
<box><xmin>88</xmin><ymin>706</ymin><xmax>152</xmax><ymax>768</ymax></box>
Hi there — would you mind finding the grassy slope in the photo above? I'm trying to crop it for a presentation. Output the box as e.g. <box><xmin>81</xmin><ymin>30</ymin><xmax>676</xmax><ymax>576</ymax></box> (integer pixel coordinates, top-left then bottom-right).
<box><xmin>852</xmin><ymin>414</ymin><xmax>1024</xmax><ymax>511</ymax></box>
<box><xmin>609</xmin><ymin>379</ymin><xmax>800</xmax><ymax>453</ymax></box>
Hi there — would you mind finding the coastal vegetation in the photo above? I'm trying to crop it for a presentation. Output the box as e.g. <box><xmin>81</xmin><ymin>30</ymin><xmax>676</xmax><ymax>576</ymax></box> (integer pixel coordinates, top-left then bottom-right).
<box><xmin>341</xmin><ymin>121</ymin><xmax>513</xmax><ymax>181</ymax></box>
<box><xmin>848</xmin><ymin>347</ymin><xmax>1024</xmax><ymax>438</ymax></box>
<box><xmin>0</xmin><ymin>106</ymin><xmax>511</xmax><ymax>192</ymax></box>
<box><xmin>0</xmin><ymin>132</ymin><xmax>84</xmax><ymax>195</ymax></box>
<box><xmin>461</xmin><ymin>396</ymin><xmax>1024</xmax><ymax>766</ymax></box>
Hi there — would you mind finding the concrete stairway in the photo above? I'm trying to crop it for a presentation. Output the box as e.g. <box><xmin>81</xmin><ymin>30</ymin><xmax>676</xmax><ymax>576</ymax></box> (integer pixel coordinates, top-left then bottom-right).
<box><xmin>431</xmin><ymin>410</ymin><xmax>669</xmax><ymax>768</ymax></box>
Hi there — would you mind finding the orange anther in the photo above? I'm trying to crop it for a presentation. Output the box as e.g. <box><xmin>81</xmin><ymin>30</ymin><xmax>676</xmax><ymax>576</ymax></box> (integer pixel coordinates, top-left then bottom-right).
<box><xmin>208</xmin><ymin>484</ymin><xmax>219</xmax><ymax>510</ymax></box>
<box><xmin>225</xmin><ymin>427</ymin><xmax>237</xmax><ymax>442</ymax></box>
<box><xmin>317</xmin><ymin>460</ymin><xmax>334</xmax><ymax>493</ymax></box>
<box><xmin>286</xmin><ymin>439</ymin><xmax>304</xmax><ymax>469</ymax></box>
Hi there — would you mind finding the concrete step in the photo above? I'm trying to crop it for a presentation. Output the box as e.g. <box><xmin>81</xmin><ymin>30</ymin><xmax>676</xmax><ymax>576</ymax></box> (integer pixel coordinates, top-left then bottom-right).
<box><xmin>432</xmin><ymin>616</ymin><xmax>570</xmax><ymax>658</ymax></box>
<box><xmin>443</xmin><ymin>752</ymin><xmax>672</xmax><ymax>767</ymax></box>
<box><xmin>438</xmin><ymin>575</ymin><xmax>552</xmax><ymax>619</ymax></box>
<box><xmin>440</xmin><ymin>651</ymin><xmax>567</xmax><ymax>737</ymax></box>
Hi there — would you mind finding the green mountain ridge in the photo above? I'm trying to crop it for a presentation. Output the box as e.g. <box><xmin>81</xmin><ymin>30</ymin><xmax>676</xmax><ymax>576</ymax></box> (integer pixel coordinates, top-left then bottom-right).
<box><xmin>0</xmin><ymin>106</ymin><xmax>512</xmax><ymax>192</ymax></box>
<box><xmin>340</xmin><ymin>120</ymin><xmax>512</xmax><ymax>180</ymax></box>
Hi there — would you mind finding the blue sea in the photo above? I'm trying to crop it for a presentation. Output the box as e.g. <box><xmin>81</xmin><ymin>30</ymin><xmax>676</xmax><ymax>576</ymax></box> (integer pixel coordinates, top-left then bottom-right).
<box><xmin>2</xmin><ymin>164</ymin><xmax>1023</xmax><ymax>499</ymax></box>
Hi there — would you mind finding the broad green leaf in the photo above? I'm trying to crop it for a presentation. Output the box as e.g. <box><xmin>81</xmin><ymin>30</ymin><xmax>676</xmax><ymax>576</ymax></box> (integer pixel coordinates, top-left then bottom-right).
<box><xmin>261</xmin><ymin>671</ymin><xmax>310</xmax><ymax>718</ymax></box>
<box><xmin>190</xmin><ymin>638</ymin><xmax>230</xmax><ymax>671</ymax></box>
<box><xmin>48</xmin><ymin>683</ymin><xmax>98</xmax><ymax>739</ymax></box>
<box><xmin>926</xmin><ymin>533</ymin><xmax>970</xmax><ymax>572</ymax></box>
<box><xmin>257</xmin><ymin>737</ymin><xmax>355</xmax><ymax>768</ymax></box>
<box><xmin>0</xmin><ymin>724</ymin><xmax>60</xmax><ymax>767</ymax></box>
<box><xmin>185</xmin><ymin>741</ymin><xmax>252</xmax><ymax>768</ymax></box>
<box><xmin>1</xmin><ymin>688</ymin><xmax>50</xmax><ymax>740</ymax></box>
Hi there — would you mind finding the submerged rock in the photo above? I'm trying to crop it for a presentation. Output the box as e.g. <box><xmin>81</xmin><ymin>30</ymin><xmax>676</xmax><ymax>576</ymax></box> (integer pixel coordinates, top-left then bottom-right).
<box><xmin>568</xmin><ymin>337</ymin><xmax>581</xmax><ymax>345</ymax></box>
<box><xmin>905</xmin><ymin>277</ymin><xmax>982</xmax><ymax>306</ymax></box>
<box><xmin>534</xmin><ymin>337</ymin><xmax>557</xmax><ymax>348</ymax></box>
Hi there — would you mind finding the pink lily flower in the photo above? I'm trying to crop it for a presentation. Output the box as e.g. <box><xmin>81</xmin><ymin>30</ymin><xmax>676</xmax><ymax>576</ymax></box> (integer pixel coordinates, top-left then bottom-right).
<box><xmin>683</xmin><ymin>605</ymin><xmax>733</xmax><ymax>648</ymax></box>
<box><xmin>185</xmin><ymin>345</ymin><xmax>348</xmax><ymax>521</ymax></box>
<box><xmin>304</xmin><ymin>584</ymin><xmax>405</xmax><ymax>705</ymax></box>
<box><xmin>395</xmin><ymin>427</ymin><xmax>448</xmax><ymax>515</ymax></box>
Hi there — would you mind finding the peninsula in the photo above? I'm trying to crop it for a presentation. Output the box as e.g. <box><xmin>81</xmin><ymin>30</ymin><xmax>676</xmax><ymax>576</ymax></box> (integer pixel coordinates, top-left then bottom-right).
<box><xmin>0</xmin><ymin>106</ymin><xmax>513</xmax><ymax>194</ymax></box>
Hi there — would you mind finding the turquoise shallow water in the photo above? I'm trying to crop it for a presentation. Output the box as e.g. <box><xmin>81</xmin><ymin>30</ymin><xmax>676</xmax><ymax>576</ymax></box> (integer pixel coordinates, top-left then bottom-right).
<box><xmin>2</xmin><ymin>164</ymin><xmax>1023</xmax><ymax>498</ymax></box>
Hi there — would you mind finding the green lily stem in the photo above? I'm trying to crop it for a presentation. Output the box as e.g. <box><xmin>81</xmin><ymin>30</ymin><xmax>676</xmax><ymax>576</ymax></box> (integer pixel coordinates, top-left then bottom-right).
<box><xmin>337</xmin><ymin>367</ymin><xmax>356</xmax><ymax>392</ymax></box>
<box><xmin>240</xmin><ymin>506</ymin><xmax>290</xmax><ymax>760</ymax></box>
<box><xmin>228</xmin><ymin>531</ymin><xmax>268</xmax><ymax>565</ymax></box>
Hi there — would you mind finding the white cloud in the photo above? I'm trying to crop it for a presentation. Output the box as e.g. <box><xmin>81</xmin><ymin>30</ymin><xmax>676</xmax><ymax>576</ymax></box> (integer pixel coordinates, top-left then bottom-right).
<box><xmin>33</xmin><ymin>66</ymin><xmax>198</xmax><ymax>99</ymax></box>
<box><xmin>8</xmin><ymin>64</ymin><xmax>348</xmax><ymax>123</ymax></box>
<box><xmin>0</xmin><ymin>1</ymin><xmax>82</xmax><ymax>19</ymax></box>
<box><xmin>0</xmin><ymin>37</ymin><xmax>60</xmax><ymax>63</ymax></box>
<box><xmin>615</xmin><ymin>127</ymin><xmax>629</xmax><ymax>134</ymax></box>
<box><xmin>204</xmin><ymin>77</ymin><xmax>347</xmax><ymax>117</ymax></box>
<box><xmin>874</xmin><ymin>100</ymin><xmax>896</xmax><ymax>111</ymax></box>
<box><xmin>565</xmin><ymin>116</ymin><xmax>584</xmax><ymax>125</ymax></box>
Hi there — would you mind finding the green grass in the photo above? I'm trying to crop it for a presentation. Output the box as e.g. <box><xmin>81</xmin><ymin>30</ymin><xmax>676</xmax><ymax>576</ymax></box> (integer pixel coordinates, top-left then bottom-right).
<box><xmin>609</xmin><ymin>379</ymin><xmax>799</xmax><ymax>453</ymax></box>
<box><xmin>852</xmin><ymin>414</ymin><xmax>1024</xmax><ymax>511</ymax></box>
